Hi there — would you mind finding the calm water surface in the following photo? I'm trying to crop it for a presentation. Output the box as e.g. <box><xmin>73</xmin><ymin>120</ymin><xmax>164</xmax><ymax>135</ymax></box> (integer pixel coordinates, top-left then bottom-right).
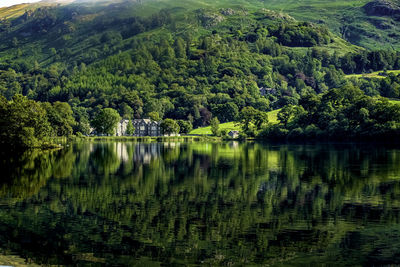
<box><xmin>1</xmin><ymin>141</ymin><xmax>400</xmax><ymax>266</ymax></box>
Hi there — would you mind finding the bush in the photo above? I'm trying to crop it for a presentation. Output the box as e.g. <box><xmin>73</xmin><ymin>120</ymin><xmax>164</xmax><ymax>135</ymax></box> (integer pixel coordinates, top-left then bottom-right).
<box><xmin>304</xmin><ymin>124</ymin><xmax>322</xmax><ymax>139</ymax></box>
<box><xmin>288</xmin><ymin>127</ymin><xmax>304</xmax><ymax>139</ymax></box>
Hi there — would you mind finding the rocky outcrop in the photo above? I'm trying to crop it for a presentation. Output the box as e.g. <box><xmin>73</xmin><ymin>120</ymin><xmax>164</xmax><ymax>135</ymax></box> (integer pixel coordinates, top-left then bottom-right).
<box><xmin>364</xmin><ymin>0</ymin><xmax>400</xmax><ymax>16</ymax></box>
<box><xmin>197</xmin><ymin>9</ymin><xmax>224</xmax><ymax>27</ymax></box>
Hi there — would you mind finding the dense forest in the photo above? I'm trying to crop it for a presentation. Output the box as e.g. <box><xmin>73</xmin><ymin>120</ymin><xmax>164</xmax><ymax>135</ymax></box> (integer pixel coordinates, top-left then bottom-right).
<box><xmin>1</xmin><ymin>0</ymin><xmax>400</xmax><ymax>147</ymax></box>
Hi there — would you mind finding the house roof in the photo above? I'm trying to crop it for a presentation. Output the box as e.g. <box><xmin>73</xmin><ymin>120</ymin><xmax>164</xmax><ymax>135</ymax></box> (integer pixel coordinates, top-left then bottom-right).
<box><xmin>132</xmin><ymin>119</ymin><xmax>160</xmax><ymax>125</ymax></box>
<box><xmin>119</xmin><ymin>119</ymin><xmax>160</xmax><ymax>125</ymax></box>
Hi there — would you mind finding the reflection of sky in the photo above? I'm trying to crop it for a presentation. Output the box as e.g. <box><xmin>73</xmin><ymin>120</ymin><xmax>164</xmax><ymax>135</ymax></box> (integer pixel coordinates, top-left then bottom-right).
<box><xmin>0</xmin><ymin>0</ymin><xmax>41</xmax><ymax>8</ymax></box>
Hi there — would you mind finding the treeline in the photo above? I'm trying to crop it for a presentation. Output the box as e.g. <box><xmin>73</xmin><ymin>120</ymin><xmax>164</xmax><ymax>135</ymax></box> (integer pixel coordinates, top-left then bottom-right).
<box><xmin>0</xmin><ymin>95</ymin><xmax>76</xmax><ymax>148</ymax></box>
<box><xmin>348</xmin><ymin>71</ymin><xmax>400</xmax><ymax>98</ymax></box>
<box><xmin>0</xmin><ymin>94</ymin><xmax>194</xmax><ymax>149</ymax></box>
<box><xmin>259</xmin><ymin>85</ymin><xmax>400</xmax><ymax>141</ymax></box>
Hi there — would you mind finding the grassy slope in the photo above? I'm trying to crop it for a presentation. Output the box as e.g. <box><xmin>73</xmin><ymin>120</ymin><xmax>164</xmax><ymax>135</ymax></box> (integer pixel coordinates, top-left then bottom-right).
<box><xmin>0</xmin><ymin>0</ymin><xmax>362</xmax><ymax>69</ymax></box>
<box><xmin>0</xmin><ymin>254</ymin><xmax>39</xmax><ymax>267</ymax></box>
<box><xmin>389</xmin><ymin>99</ymin><xmax>400</xmax><ymax>105</ymax></box>
<box><xmin>0</xmin><ymin>3</ymin><xmax>41</xmax><ymax>19</ymax></box>
<box><xmin>190</xmin><ymin>109</ymin><xmax>280</xmax><ymax>135</ymax></box>
<box><xmin>132</xmin><ymin>0</ymin><xmax>400</xmax><ymax>50</ymax></box>
<box><xmin>346</xmin><ymin>70</ymin><xmax>400</xmax><ymax>79</ymax></box>
<box><xmin>190</xmin><ymin>121</ymin><xmax>241</xmax><ymax>135</ymax></box>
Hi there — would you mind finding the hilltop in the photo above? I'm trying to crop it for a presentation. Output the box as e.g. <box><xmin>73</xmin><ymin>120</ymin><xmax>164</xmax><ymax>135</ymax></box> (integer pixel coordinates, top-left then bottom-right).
<box><xmin>2</xmin><ymin>0</ymin><xmax>400</xmax><ymax>50</ymax></box>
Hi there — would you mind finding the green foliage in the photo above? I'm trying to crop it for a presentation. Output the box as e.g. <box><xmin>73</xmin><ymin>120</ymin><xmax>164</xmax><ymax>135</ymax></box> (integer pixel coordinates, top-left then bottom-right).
<box><xmin>91</xmin><ymin>108</ymin><xmax>121</xmax><ymax>135</ymax></box>
<box><xmin>212</xmin><ymin>102</ymin><xmax>239</xmax><ymax>123</ymax></box>
<box><xmin>126</xmin><ymin>120</ymin><xmax>135</xmax><ymax>136</ymax></box>
<box><xmin>0</xmin><ymin>94</ymin><xmax>51</xmax><ymax>148</ymax></box>
<box><xmin>160</xmin><ymin>118</ymin><xmax>180</xmax><ymax>135</ymax></box>
<box><xmin>177</xmin><ymin>120</ymin><xmax>192</xmax><ymax>134</ymax></box>
<box><xmin>43</xmin><ymin>101</ymin><xmax>76</xmax><ymax>137</ymax></box>
<box><xmin>239</xmin><ymin>106</ymin><xmax>269</xmax><ymax>136</ymax></box>
<box><xmin>147</xmin><ymin>111</ymin><xmax>160</xmax><ymax>121</ymax></box>
<box><xmin>277</xmin><ymin>105</ymin><xmax>305</xmax><ymax>126</ymax></box>
<box><xmin>210</xmin><ymin>117</ymin><xmax>220</xmax><ymax>136</ymax></box>
<box><xmin>269</xmin><ymin>22</ymin><xmax>331</xmax><ymax>47</ymax></box>
<box><xmin>72</xmin><ymin>106</ymin><xmax>91</xmax><ymax>135</ymax></box>
<box><xmin>264</xmin><ymin>85</ymin><xmax>400</xmax><ymax>140</ymax></box>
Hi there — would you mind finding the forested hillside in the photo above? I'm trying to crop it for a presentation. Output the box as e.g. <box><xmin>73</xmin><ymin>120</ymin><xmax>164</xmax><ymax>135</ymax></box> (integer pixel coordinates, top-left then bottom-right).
<box><xmin>1</xmin><ymin>0</ymin><xmax>400</xmax><ymax>147</ymax></box>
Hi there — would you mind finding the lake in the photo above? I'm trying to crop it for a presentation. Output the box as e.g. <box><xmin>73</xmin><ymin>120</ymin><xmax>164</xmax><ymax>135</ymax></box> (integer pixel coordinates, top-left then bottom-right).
<box><xmin>1</xmin><ymin>141</ymin><xmax>400</xmax><ymax>266</ymax></box>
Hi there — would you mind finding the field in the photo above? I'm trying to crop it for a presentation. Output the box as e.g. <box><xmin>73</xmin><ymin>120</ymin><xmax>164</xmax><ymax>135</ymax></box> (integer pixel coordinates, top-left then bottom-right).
<box><xmin>346</xmin><ymin>70</ymin><xmax>400</xmax><ymax>79</ymax></box>
<box><xmin>190</xmin><ymin>121</ymin><xmax>241</xmax><ymax>135</ymax></box>
<box><xmin>190</xmin><ymin>109</ymin><xmax>280</xmax><ymax>135</ymax></box>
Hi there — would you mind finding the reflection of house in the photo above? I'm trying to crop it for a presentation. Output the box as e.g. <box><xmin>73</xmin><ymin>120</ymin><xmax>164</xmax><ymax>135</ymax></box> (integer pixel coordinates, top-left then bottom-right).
<box><xmin>228</xmin><ymin>130</ymin><xmax>239</xmax><ymax>139</ymax></box>
<box><xmin>134</xmin><ymin>143</ymin><xmax>160</xmax><ymax>164</ymax></box>
<box><xmin>229</xmin><ymin>141</ymin><xmax>239</xmax><ymax>149</ymax></box>
<box><xmin>116</xmin><ymin>119</ymin><xmax>161</xmax><ymax>136</ymax></box>
<box><xmin>115</xmin><ymin>142</ymin><xmax>129</xmax><ymax>162</ymax></box>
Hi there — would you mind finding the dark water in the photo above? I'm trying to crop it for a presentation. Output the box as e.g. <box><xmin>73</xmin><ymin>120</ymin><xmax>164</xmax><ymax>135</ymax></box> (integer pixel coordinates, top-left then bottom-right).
<box><xmin>1</xmin><ymin>141</ymin><xmax>400</xmax><ymax>266</ymax></box>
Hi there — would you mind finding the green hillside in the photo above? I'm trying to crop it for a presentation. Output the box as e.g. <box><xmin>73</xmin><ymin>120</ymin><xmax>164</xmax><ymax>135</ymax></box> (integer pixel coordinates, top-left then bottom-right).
<box><xmin>1</xmin><ymin>0</ymin><xmax>400</xmax><ymax>146</ymax></box>
<box><xmin>2</xmin><ymin>0</ymin><xmax>399</xmax><ymax>50</ymax></box>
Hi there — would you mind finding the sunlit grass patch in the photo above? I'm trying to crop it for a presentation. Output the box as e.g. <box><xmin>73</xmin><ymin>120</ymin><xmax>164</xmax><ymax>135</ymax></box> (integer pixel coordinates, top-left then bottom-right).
<box><xmin>190</xmin><ymin>109</ymin><xmax>281</xmax><ymax>135</ymax></box>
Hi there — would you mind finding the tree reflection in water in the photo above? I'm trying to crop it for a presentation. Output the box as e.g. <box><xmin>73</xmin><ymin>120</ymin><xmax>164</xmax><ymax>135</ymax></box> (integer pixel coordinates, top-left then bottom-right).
<box><xmin>1</xmin><ymin>142</ymin><xmax>400</xmax><ymax>265</ymax></box>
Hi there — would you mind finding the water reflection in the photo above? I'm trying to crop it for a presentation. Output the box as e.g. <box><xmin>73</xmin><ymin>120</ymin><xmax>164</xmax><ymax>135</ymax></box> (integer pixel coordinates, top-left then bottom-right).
<box><xmin>1</xmin><ymin>142</ymin><xmax>400</xmax><ymax>265</ymax></box>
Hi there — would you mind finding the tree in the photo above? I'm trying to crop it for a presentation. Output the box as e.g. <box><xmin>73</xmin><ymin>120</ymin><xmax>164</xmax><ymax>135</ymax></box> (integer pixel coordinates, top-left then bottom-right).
<box><xmin>11</xmin><ymin>37</ymin><xmax>18</xmax><ymax>47</ymax></box>
<box><xmin>72</xmin><ymin>106</ymin><xmax>91</xmax><ymax>135</ymax></box>
<box><xmin>148</xmin><ymin>111</ymin><xmax>160</xmax><ymax>121</ymax></box>
<box><xmin>277</xmin><ymin>105</ymin><xmax>295</xmax><ymax>127</ymax></box>
<box><xmin>126</xmin><ymin>120</ymin><xmax>135</xmax><ymax>136</ymax></box>
<box><xmin>212</xmin><ymin>102</ymin><xmax>239</xmax><ymax>123</ymax></box>
<box><xmin>211</xmin><ymin>117</ymin><xmax>220</xmax><ymax>136</ymax></box>
<box><xmin>254</xmin><ymin>111</ymin><xmax>268</xmax><ymax>129</ymax></box>
<box><xmin>239</xmin><ymin>106</ymin><xmax>257</xmax><ymax>132</ymax></box>
<box><xmin>92</xmin><ymin>108</ymin><xmax>121</xmax><ymax>135</ymax></box>
<box><xmin>174</xmin><ymin>37</ymin><xmax>186</xmax><ymax>59</ymax></box>
<box><xmin>0</xmin><ymin>94</ymin><xmax>51</xmax><ymax>148</ymax></box>
<box><xmin>44</xmin><ymin>101</ymin><xmax>76</xmax><ymax>136</ymax></box>
<box><xmin>197</xmin><ymin>107</ymin><xmax>212</xmax><ymax>127</ymax></box>
<box><xmin>160</xmin><ymin>119</ymin><xmax>180</xmax><ymax>135</ymax></box>
<box><xmin>177</xmin><ymin>120</ymin><xmax>192</xmax><ymax>134</ymax></box>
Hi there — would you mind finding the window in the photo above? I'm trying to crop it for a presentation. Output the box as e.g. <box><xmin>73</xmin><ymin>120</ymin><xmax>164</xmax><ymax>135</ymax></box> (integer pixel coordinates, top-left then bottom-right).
<box><xmin>140</xmin><ymin>126</ymin><xmax>145</xmax><ymax>131</ymax></box>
